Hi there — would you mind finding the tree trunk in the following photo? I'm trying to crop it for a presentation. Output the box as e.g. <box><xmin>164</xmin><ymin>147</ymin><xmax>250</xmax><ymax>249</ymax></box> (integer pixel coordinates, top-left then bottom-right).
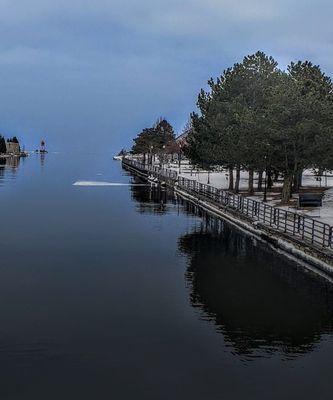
<box><xmin>298</xmin><ymin>170</ymin><xmax>303</xmax><ymax>188</ymax></box>
<box><xmin>248</xmin><ymin>169</ymin><xmax>254</xmax><ymax>194</ymax></box>
<box><xmin>281</xmin><ymin>174</ymin><xmax>293</xmax><ymax>204</ymax></box>
<box><xmin>228</xmin><ymin>166</ymin><xmax>234</xmax><ymax>191</ymax></box>
<box><xmin>257</xmin><ymin>170</ymin><xmax>263</xmax><ymax>191</ymax></box>
<box><xmin>293</xmin><ymin>169</ymin><xmax>303</xmax><ymax>192</ymax></box>
<box><xmin>235</xmin><ymin>166</ymin><xmax>241</xmax><ymax>193</ymax></box>
<box><xmin>274</xmin><ymin>170</ymin><xmax>279</xmax><ymax>182</ymax></box>
<box><xmin>293</xmin><ymin>172</ymin><xmax>298</xmax><ymax>192</ymax></box>
<box><xmin>267</xmin><ymin>168</ymin><xmax>273</xmax><ymax>189</ymax></box>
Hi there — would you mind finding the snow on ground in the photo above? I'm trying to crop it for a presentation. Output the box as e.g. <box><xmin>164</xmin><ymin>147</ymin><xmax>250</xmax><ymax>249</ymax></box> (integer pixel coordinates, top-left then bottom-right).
<box><xmin>292</xmin><ymin>188</ymin><xmax>333</xmax><ymax>226</ymax></box>
<box><xmin>126</xmin><ymin>156</ymin><xmax>333</xmax><ymax>226</ymax></box>
<box><xmin>167</xmin><ymin>160</ymin><xmax>248</xmax><ymax>188</ymax></box>
<box><xmin>163</xmin><ymin>160</ymin><xmax>333</xmax><ymax>226</ymax></box>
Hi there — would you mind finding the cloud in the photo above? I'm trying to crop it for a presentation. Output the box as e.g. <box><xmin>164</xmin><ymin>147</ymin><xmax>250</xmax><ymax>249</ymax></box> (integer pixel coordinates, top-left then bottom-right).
<box><xmin>0</xmin><ymin>0</ymin><xmax>331</xmax><ymax>151</ymax></box>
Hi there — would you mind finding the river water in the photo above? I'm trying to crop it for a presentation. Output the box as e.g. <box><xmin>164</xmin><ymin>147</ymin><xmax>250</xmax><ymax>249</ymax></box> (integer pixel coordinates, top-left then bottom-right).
<box><xmin>1</xmin><ymin>153</ymin><xmax>333</xmax><ymax>399</ymax></box>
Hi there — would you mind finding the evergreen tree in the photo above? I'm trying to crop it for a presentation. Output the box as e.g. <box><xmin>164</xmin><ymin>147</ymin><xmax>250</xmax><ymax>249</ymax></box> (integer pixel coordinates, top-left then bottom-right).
<box><xmin>267</xmin><ymin>62</ymin><xmax>333</xmax><ymax>202</ymax></box>
<box><xmin>132</xmin><ymin>119</ymin><xmax>176</xmax><ymax>164</ymax></box>
<box><xmin>187</xmin><ymin>51</ymin><xmax>280</xmax><ymax>192</ymax></box>
<box><xmin>0</xmin><ymin>135</ymin><xmax>6</xmax><ymax>153</ymax></box>
<box><xmin>154</xmin><ymin>118</ymin><xmax>175</xmax><ymax>147</ymax></box>
<box><xmin>187</xmin><ymin>52</ymin><xmax>333</xmax><ymax>201</ymax></box>
<box><xmin>132</xmin><ymin>127</ymin><xmax>157</xmax><ymax>162</ymax></box>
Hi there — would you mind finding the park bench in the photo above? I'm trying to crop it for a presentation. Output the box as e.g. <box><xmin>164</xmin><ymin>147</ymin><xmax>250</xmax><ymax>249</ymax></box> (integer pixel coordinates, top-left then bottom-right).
<box><xmin>298</xmin><ymin>193</ymin><xmax>323</xmax><ymax>208</ymax></box>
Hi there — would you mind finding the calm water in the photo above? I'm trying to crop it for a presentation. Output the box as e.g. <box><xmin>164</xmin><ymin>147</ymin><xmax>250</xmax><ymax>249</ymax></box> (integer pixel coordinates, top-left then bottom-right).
<box><xmin>1</xmin><ymin>153</ymin><xmax>333</xmax><ymax>399</ymax></box>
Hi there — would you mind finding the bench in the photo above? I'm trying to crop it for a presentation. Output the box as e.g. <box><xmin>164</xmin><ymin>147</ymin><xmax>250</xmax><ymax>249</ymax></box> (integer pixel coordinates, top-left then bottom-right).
<box><xmin>298</xmin><ymin>193</ymin><xmax>323</xmax><ymax>207</ymax></box>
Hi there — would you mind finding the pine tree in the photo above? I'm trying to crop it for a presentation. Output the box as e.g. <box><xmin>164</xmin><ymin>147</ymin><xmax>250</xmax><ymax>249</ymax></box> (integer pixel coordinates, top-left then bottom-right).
<box><xmin>267</xmin><ymin>62</ymin><xmax>333</xmax><ymax>202</ymax></box>
<box><xmin>0</xmin><ymin>135</ymin><xmax>6</xmax><ymax>153</ymax></box>
<box><xmin>187</xmin><ymin>51</ymin><xmax>280</xmax><ymax>192</ymax></box>
<box><xmin>132</xmin><ymin>119</ymin><xmax>176</xmax><ymax>164</ymax></box>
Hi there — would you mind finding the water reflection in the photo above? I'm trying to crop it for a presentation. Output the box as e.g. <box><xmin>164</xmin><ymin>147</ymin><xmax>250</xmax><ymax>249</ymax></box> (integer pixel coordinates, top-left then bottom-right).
<box><xmin>127</xmin><ymin>176</ymin><xmax>333</xmax><ymax>359</ymax></box>
<box><xmin>39</xmin><ymin>152</ymin><xmax>46</xmax><ymax>167</ymax></box>
<box><xmin>0</xmin><ymin>156</ymin><xmax>21</xmax><ymax>185</ymax></box>
<box><xmin>129</xmin><ymin>176</ymin><xmax>176</xmax><ymax>214</ymax></box>
<box><xmin>178</xmin><ymin>204</ymin><xmax>333</xmax><ymax>359</ymax></box>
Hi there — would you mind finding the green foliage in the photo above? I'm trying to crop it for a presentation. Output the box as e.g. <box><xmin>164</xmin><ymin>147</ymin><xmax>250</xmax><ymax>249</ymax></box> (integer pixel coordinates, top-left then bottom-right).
<box><xmin>186</xmin><ymin>51</ymin><xmax>333</xmax><ymax>200</ymax></box>
<box><xmin>188</xmin><ymin>52</ymin><xmax>281</xmax><ymax>171</ymax></box>
<box><xmin>132</xmin><ymin>128</ymin><xmax>156</xmax><ymax>154</ymax></box>
<box><xmin>154</xmin><ymin>118</ymin><xmax>175</xmax><ymax>146</ymax></box>
<box><xmin>265</xmin><ymin>60</ymin><xmax>333</xmax><ymax>200</ymax></box>
<box><xmin>132</xmin><ymin>118</ymin><xmax>176</xmax><ymax>154</ymax></box>
<box><xmin>0</xmin><ymin>135</ymin><xmax>6</xmax><ymax>153</ymax></box>
<box><xmin>130</xmin><ymin>52</ymin><xmax>333</xmax><ymax>202</ymax></box>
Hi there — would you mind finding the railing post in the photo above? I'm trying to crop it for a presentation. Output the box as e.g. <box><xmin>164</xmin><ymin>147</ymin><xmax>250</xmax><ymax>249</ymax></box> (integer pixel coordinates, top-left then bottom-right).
<box><xmin>275</xmin><ymin>209</ymin><xmax>280</xmax><ymax>230</ymax></box>
<box><xmin>302</xmin><ymin>216</ymin><xmax>305</xmax><ymax>240</ymax></box>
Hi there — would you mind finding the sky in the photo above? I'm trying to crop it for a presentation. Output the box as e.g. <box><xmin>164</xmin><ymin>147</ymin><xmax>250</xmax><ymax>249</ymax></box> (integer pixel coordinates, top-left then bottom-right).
<box><xmin>0</xmin><ymin>0</ymin><xmax>332</xmax><ymax>153</ymax></box>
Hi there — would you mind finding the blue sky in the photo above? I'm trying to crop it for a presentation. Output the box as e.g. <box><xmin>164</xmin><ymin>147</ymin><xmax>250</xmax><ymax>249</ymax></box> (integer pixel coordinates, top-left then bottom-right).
<box><xmin>0</xmin><ymin>0</ymin><xmax>332</xmax><ymax>153</ymax></box>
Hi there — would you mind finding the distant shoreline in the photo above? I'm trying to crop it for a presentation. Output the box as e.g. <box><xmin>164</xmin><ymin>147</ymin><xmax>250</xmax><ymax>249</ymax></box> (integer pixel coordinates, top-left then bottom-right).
<box><xmin>0</xmin><ymin>152</ymin><xmax>29</xmax><ymax>158</ymax></box>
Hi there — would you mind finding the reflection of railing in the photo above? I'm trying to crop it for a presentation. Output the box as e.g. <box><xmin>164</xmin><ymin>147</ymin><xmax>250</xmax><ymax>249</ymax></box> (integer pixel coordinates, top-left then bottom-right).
<box><xmin>122</xmin><ymin>158</ymin><xmax>333</xmax><ymax>250</ymax></box>
<box><xmin>123</xmin><ymin>158</ymin><xmax>178</xmax><ymax>180</ymax></box>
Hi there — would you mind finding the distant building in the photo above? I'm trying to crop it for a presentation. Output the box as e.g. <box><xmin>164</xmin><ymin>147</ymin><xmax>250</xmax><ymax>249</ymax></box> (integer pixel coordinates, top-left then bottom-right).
<box><xmin>6</xmin><ymin>141</ymin><xmax>20</xmax><ymax>155</ymax></box>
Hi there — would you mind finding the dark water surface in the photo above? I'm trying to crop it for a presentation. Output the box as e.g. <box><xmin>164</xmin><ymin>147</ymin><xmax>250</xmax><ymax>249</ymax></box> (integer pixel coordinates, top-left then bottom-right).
<box><xmin>1</xmin><ymin>153</ymin><xmax>333</xmax><ymax>399</ymax></box>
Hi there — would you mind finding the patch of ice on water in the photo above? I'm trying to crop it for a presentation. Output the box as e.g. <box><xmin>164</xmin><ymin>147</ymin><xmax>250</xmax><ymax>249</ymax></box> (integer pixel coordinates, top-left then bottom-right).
<box><xmin>73</xmin><ymin>181</ymin><xmax>146</xmax><ymax>187</ymax></box>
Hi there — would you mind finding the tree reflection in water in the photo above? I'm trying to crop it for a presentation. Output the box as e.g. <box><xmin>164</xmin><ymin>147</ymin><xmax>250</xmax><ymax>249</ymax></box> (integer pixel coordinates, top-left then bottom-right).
<box><xmin>129</xmin><ymin>175</ymin><xmax>176</xmax><ymax>215</ymax></box>
<box><xmin>0</xmin><ymin>156</ymin><xmax>21</xmax><ymax>185</ymax></box>
<box><xmin>178</xmin><ymin>201</ymin><xmax>333</xmax><ymax>359</ymax></box>
<box><xmin>126</xmin><ymin>172</ymin><xmax>333</xmax><ymax>360</ymax></box>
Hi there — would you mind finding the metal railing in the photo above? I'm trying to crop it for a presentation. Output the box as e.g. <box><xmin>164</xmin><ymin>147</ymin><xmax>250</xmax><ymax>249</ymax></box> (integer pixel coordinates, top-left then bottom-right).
<box><xmin>123</xmin><ymin>158</ymin><xmax>178</xmax><ymax>180</ymax></box>
<box><xmin>123</xmin><ymin>158</ymin><xmax>333</xmax><ymax>250</ymax></box>
<box><xmin>178</xmin><ymin>176</ymin><xmax>333</xmax><ymax>250</ymax></box>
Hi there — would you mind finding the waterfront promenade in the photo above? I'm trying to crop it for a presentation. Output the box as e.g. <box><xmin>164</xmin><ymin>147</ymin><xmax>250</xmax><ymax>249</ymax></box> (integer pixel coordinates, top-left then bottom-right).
<box><xmin>122</xmin><ymin>157</ymin><xmax>333</xmax><ymax>276</ymax></box>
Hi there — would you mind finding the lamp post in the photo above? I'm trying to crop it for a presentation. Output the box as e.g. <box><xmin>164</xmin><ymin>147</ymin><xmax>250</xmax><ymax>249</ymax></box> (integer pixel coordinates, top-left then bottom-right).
<box><xmin>150</xmin><ymin>145</ymin><xmax>154</xmax><ymax>165</ymax></box>
<box><xmin>160</xmin><ymin>145</ymin><xmax>165</xmax><ymax>168</ymax></box>
<box><xmin>263</xmin><ymin>155</ymin><xmax>268</xmax><ymax>202</ymax></box>
<box><xmin>178</xmin><ymin>144</ymin><xmax>182</xmax><ymax>174</ymax></box>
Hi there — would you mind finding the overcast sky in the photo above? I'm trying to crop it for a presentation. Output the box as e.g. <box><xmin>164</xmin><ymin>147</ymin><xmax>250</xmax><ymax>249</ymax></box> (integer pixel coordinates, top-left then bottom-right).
<box><xmin>0</xmin><ymin>0</ymin><xmax>332</xmax><ymax>152</ymax></box>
